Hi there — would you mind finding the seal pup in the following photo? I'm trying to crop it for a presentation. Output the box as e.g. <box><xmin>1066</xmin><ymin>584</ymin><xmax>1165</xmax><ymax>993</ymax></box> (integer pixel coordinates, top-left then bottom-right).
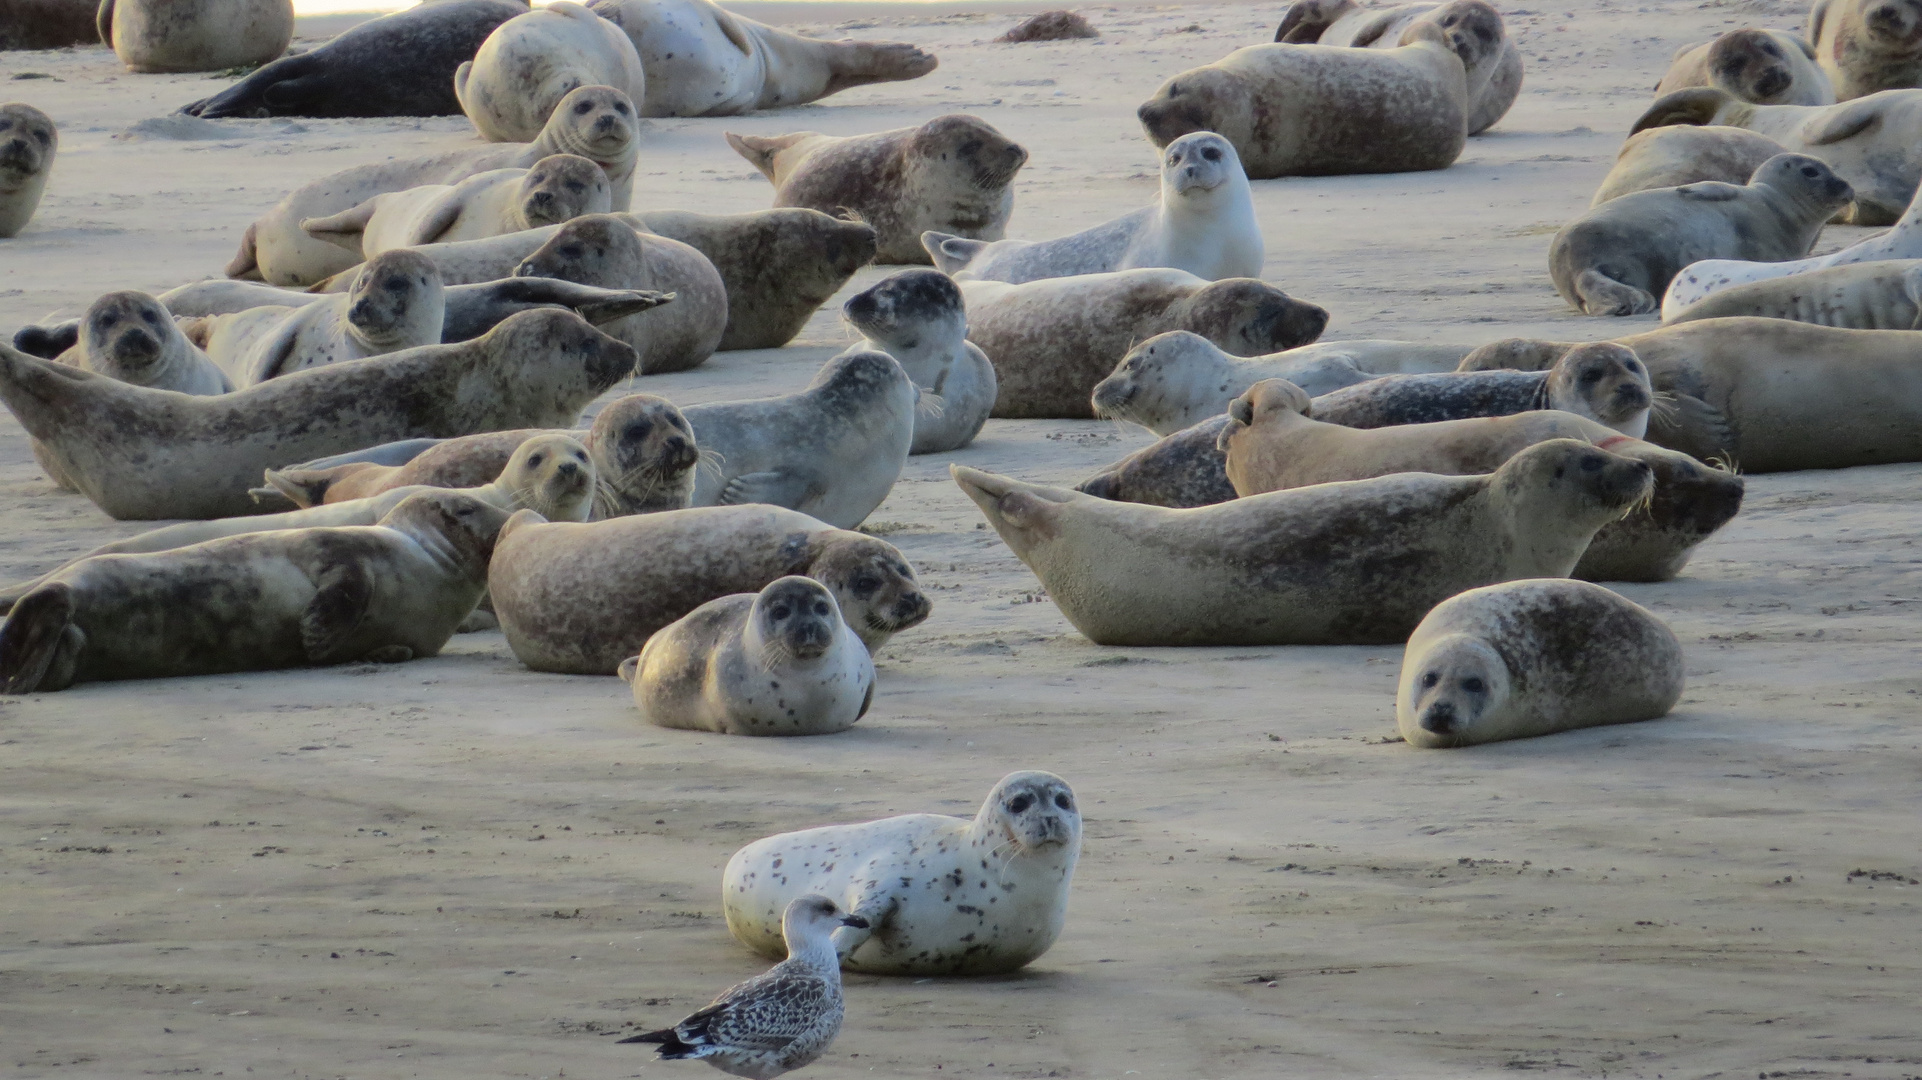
<box><xmin>1656</xmin><ymin>29</ymin><xmax>1834</xmax><ymax>106</ymax></box>
<box><xmin>0</xmin><ymin>0</ymin><xmax>98</xmax><ymax>49</ymax></box>
<box><xmin>1398</xmin><ymin>579</ymin><xmax>1685</xmax><ymax>748</ymax></box>
<box><xmin>727</xmin><ymin>115</ymin><xmax>1028</xmax><ymax>264</ymax></box>
<box><xmin>1275</xmin><ymin>0</ymin><xmax>1521</xmax><ymax>134</ymax></box>
<box><xmin>0</xmin><ymin>102</ymin><xmax>54</xmax><ymax>239</ymax></box>
<box><xmin>0</xmin><ymin>490</ymin><xmax>509</xmax><ymax>694</ymax></box>
<box><xmin>1137</xmin><ymin>22</ymin><xmax>1471</xmax><ymax>178</ymax></box>
<box><xmin>59</xmin><ymin>291</ymin><xmax>231</xmax><ymax>396</ymax></box>
<box><xmin>1309</xmin><ymin>342</ymin><xmax>1654</xmax><ymax>437</ymax></box>
<box><xmin>722</xmin><ymin>772</ymin><xmax>1080</xmax><ymax>976</ymax></box>
<box><xmin>589</xmin><ymin>0</ymin><xmax>936</xmax><ymax>116</ymax></box>
<box><xmin>0</xmin><ymin>309</ymin><xmax>635</xmax><ymax>520</ymax></box>
<box><xmin>951</xmin><ymin>442</ymin><xmax>1654</xmax><ymax>646</ymax></box>
<box><xmin>1074</xmin><ymin>416</ymin><xmax>1240</xmax><ymax>508</ymax></box>
<box><xmin>454</xmin><ymin>1</ymin><xmax>648</xmax><ymax>142</ymax></box>
<box><xmin>180</xmin><ymin>0</ymin><xmax>530</xmax><ymax>119</ymax></box>
<box><xmin>98</xmin><ymin>0</ymin><xmax>292</xmax><ymax>73</ymax></box>
<box><xmin>229</xmin><ymin>84</ymin><xmax>640</xmax><ymax>286</ymax></box>
<box><xmin>682</xmin><ymin>351</ymin><xmax>917</xmax><ymax>527</ymax></box>
<box><xmin>621</xmin><ymin>895</ymin><xmax>866</xmax><ymax>1078</ymax></box>
<box><xmin>1089</xmin><ymin>331</ymin><xmax>1471</xmax><ymax>436</ymax></box>
<box><xmin>1631</xmin><ymin>86</ymin><xmax>1922</xmax><ymax>225</ymax></box>
<box><xmin>1663</xmin><ymin>258</ymin><xmax>1922</xmax><ymax>328</ymax></box>
<box><xmin>962</xmin><ymin>270</ymin><xmax>1329</xmax><ymax>419</ymax></box>
<box><xmin>1810</xmin><ymin>0</ymin><xmax>1922</xmax><ymax>101</ymax></box>
<box><xmin>1549</xmin><ymin>153</ymin><xmax>1853</xmax><ymax>316</ymax></box>
<box><xmin>618</xmin><ymin>576</ymin><xmax>875</xmax><ymax>736</ymax></box>
<box><xmin>923</xmin><ymin>131</ymin><xmax>1262</xmax><ymax>284</ymax></box>
<box><xmin>301</xmin><ymin>155</ymin><xmax>612</xmax><ymax>260</ymax></box>
<box><xmin>840</xmin><ymin>269</ymin><xmax>995</xmax><ymax>454</ymax></box>
<box><xmin>487</xmin><ymin>504</ymin><xmax>931</xmax><ymax>674</ymax></box>
<box><xmin>1661</xmin><ymin>184</ymin><xmax>1922</xmax><ymax>314</ymax></box>
<box><xmin>1589</xmin><ymin>124</ymin><xmax>1791</xmax><ymax>205</ymax></box>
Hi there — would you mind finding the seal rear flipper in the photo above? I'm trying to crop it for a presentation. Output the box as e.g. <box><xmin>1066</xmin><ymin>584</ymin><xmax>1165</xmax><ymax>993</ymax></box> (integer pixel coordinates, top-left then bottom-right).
<box><xmin>13</xmin><ymin>321</ymin><xmax>80</xmax><ymax>360</ymax></box>
<box><xmin>616</xmin><ymin>655</ymin><xmax>639</xmax><ymax>683</ymax></box>
<box><xmin>724</xmin><ymin>131</ymin><xmax>809</xmax><ymax>182</ymax></box>
<box><xmin>718</xmin><ymin>470</ymin><xmax>811</xmax><ymax>509</ymax></box>
<box><xmin>1572</xmin><ymin>269</ymin><xmax>1657</xmax><ymax>316</ymax></box>
<box><xmin>0</xmin><ymin>584</ymin><xmax>80</xmax><ymax>694</ymax></box>
<box><xmin>923</xmin><ymin>231</ymin><xmax>983</xmax><ymax>274</ymax></box>
<box><xmin>226</xmin><ymin>222</ymin><xmax>263</xmax><ymax>281</ymax></box>
<box><xmin>300</xmin><ymin>198</ymin><xmax>381</xmax><ymax>252</ymax></box>
<box><xmin>300</xmin><ymin>560</ymin><xmax>374</xmax><ymax>663</ymax></box>
<box><xmin>1630</xmin><ymin>87</ymin><xmax>1731</xmax><ymax>135</ymax></box>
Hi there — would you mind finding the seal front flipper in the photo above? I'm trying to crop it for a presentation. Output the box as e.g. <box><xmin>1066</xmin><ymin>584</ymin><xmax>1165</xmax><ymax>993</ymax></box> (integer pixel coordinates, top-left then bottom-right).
<box><xmin>13</xmin><ymin>321</ymin><xmax>80</xmax><ymax>360</ymax></box>
<box><xmin>1675</xmin><ymin>183</ymin><xmax>1743</xmax><ymax>202</ymax></box>
<box><xmin>1663</xmin><ymin>392</ymin><xmax>1740</xmax><ymax>464</ymax></box>
<box><xmin>300</xmin><ymin>556</ymin><xmax>374</xmax><ymax>663</ymax></box>
<box><xmin>1572</xmin><ymin>269</ymin><xmax>1658</xmax><ymax>316</ymax></box>
<box><xmin>0</xmin><ymin>584</ymin><xmax>83</xmax><ymax>694</ymax></box>
<box><xmin>1803</xmin><ymin>97</ymin><xmax>1883</xmax><ymax>146</ymax></box>
<box><xmin>831</xmin><ymin>888</ymin><xmax>894</xmax><ymax>959</ymax></box>
<box><xmin>718</xmin><ymin>470</ymin><xmax>813</xmax><ymax>509</ymax></box>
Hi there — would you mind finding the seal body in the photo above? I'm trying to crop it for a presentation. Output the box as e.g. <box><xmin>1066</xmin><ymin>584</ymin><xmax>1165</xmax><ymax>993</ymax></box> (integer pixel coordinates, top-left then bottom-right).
<box><xmin>1664</xmin><ymin>258</ymin><xmax>1922</xmax><ymax>328</ymax></box>
<box><xmin>1661</xmin><ymin>184</ymin><xmax>1922</xmax><ymax>314</ymax></box>
<box><xmin>1809</xmin><ymin>0</ymin><xmax>1922</xmax><ymax>100</ymax></box>
<box><xmin>302</xmin><ymin>155</ymin><xmax>612</xmax><ymax>261</ymax></box>
<box><xmin>486</xmin><ymin>505</ymin><xmax>931</xmax><ymax>674</ymax></box>
<box><xmin>516</xmin><ymin>214</ymin><xmax>727</xmax><ymax>374</ymax></box>
<box><xmin>0</xmin><ymin>103</ymin><xmax>55</xmax><ymax>239</ymax></box>
<box><xmin>925</xmin><ymin>132</ymin><xmax>1262</xmax><ymax>285</ymax></box>
<box><xmin>961</xmin><ymin>270</ymin><xmax>1329</xmax><ymax>419</ymax></box>
<box><xmin>100</xmin><ymin>0</ymin><xmax>292</xmax><ymax>73</ymax></box>
<box><xmin>0</xmin><ymin>491</ymin><xmax>509</xmax><ymax>694</ymax></box>
<box><xmin>1276</xmin><ymin>0</ymin><xmax>1521</xmax><ymax>134</ymax></box>
<box><xmin>1657</xmin><ymin>29</ymin><xmax>1834</xmax><ymax>106</ymax></box>
<box><xmin>454</xmin><ymin>1</ymin><xmax>648</xmax><ymax>142</ymax></box>
<box><xmin>1074</xmin><ymin>416</ymin><xmax>1240</xmax><ymax>508</ymax></box>
<box><xmin>1548</xmin><ymin>153</ymin><xmax>1853</xmax><ymax>316</ymax></box>
<box><xmin>619</xmin><ymin>576</ymin><xmax>875</xmax><ymax>736</ymax></box>
<box><xmin>1136</xmin><ymin>24</ymin><xmax>1470</xmax><ymax>178</ymax></box>
<box><xmin>727</xmin><ymin>115</ymin><xmax>1028</xmax><ymax>264</ymax></box>
<box><xmin>1397</xmin><ymin>580</ymin><xmax>1685</xmax><ymax>748</ymax></box>
<box><xmin>951</xmin><ymin>441</ymin><xmax>1654</xmax><ymax>647</ymax></box>
<box><xmin>62</xmin><ymin>291</ymin><xmax>231</xmax><ymax>396</ymax></box>
<box><xmin>841</xmin><ymin>270</ymin><xmax>995</xmax><ymax>454</ymax></box>
<box><xmin>1309</xmin><ymin>342</ymin><xmax>1654</xmax><ymax>437</ymax></box>
<box><xmin>1590</xmin><ymin>125</ymin><xmax>1790</xmax><ymax>205</ymax></box>
<box><xmin>722</xmin><ymin>772</ymin><xmax>1080</xmax><ymax>976</ymax></box>
<box><xmin>588</xmin><ymin>0</ymin><xmax>936</xmax><ymax>116</ymax></box>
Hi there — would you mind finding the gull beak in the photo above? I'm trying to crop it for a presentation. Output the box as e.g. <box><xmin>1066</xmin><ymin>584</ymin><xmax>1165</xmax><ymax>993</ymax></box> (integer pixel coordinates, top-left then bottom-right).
<box><xmin>840</xmin><ymin>914</ymin><xmax>871</xmax><ymax>929</ymax></box>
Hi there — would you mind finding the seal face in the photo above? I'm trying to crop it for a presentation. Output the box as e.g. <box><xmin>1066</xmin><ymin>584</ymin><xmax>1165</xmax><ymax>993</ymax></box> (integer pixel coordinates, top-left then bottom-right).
<box><xmin>67</xmin><ymin>291</ymin><xmax>232</xmax><ymax>396</ymax></box>
<box><xmin>842</xmin><ymin>269</ymin><xmax>996</xmax><ymax>453</ymax></box>
<box><xmin>0</xmin><ymin>102</ymin><xmax>56</xmax><ymax>239</ymax></box>
<box><xmin>453</xmin><ymin>0</ymin><xmax>648</xmax><ymax>142</ymax></box>
<box><xmin>1307</xmin><ymin>342</ymin><xmax>1654</xmax><ymax>437</ymax></box>
<box><xmin>1397</xmin><ymin>579</ymin><xmax>1685</xmax><ymax>748</ymax></box>
<box><xmin>1656</xmin><ymin>29</ymin><xmax>1835</xmax><ymax>107</ymax></box>
<box><xmin>1810</xmin><ymin>0</ymin><xmax>1922</xmax><ymax>100</ymax></box>
<box><xmin>721</xmin><ymin>771</ymin><xmax>1081</xmax><ymax>975</ymax></box>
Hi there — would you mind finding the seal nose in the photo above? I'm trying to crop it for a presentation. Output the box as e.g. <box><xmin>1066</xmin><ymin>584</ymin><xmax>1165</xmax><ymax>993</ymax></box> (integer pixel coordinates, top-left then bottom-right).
<box><xmin>1753</xmin><ymin>68</ymin><xmax>1790</xmax><ymax>98</ymax></box>
<box><xmin>556</xmin><ymin>459</ymin><xmax>580</xmax><ymax>477</ymax></box>
<box><xmin>1420</xmin><ymin>704</ymin><xmax>1457</xmax><ymax>734</ymax></box>
<box><xmin>512</xmin><ymin>259</ymin><xmax>538</xmax><ymax>278</ymax></box>
<box><xmin>116</xmin><ymin>328</ymin><xmax>159</xmax><ymax>360</ymax></box>
<box><xmin>530</xmin><ymin>190</ymin><xmax>554</xmax><ymax>207</ymax></box>
<box><xmin>665</xmin><ymin>436</ymin><xmax>698</xmax><ymax>470</ymax></box>
<box><xmin>894</xmin><ymin>591</ymin><xmax>932</xmax><ymax>627</ymax></box>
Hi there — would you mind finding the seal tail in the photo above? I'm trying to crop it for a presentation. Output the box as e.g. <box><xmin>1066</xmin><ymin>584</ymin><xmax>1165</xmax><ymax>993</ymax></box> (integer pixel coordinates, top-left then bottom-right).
<box><xmin>226</xmin><ymin>222</ymin><xmax>263</xmax><ymax>280</ymax></box>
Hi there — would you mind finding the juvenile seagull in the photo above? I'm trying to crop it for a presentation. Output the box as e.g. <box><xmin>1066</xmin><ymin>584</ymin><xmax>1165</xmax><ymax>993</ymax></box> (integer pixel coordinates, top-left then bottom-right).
<box><xmin>621</xmin><ymin>895</ymin><xmax>868</xmax><ymax>1078</ymax></box>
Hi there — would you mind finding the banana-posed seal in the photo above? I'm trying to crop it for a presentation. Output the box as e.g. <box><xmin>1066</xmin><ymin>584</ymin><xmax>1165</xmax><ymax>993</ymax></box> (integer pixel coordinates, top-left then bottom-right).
<box><xmin>230</xmin><ymin>84</ymin><xmax>640</xmax><ymax>286</ymax></box>
<box><xmin>961</xmin><ymin>269</ymin><xmax>1329</xmax><ymax>419</ymax></box>
<box><xmin>1661</xmin><ymin>184</ymin><xmax>1922</xmax><ymax>314</ymax></box>
<box><xmin>588</xmin><ymin>0</ymin><xmax>935</xmax><ymax>116</ymax></box>
<box><xmin>726</xmin><ymin>115</ymin><xmax>1028</xmax><ymax>264</ymax></box>
<box><xmin>98</xmin><ymin>0</ymin><xmax>292</xmax><ymax>73</ymax></box>
<box><xmin>952</xmin><ymin>442</ymin><xmax>1654</xmax><ymax>647</ymax></box>
<box><xmin>302</xmin><ymin>155</ymin><xmax>612</xmax><ymax>261</ymax></box>
<box><xmin>487</xmin><ymin>504</ymin><xmax>931</xmax><ymax>674</ymax></box>
<box><xmin>1589</xmin><ymin>124</ymin><xmax>1791</xmax><ymax>205</ymax></box>
<box><xmin>454</xmin><ymin>1</ymin><xmax>648</xmax><ymax>142</ymax></box>
<box><xmin>1549</xmin><ymin>153</ymin><xmax>1853</xmax><ymax>316</ymax></box>
<box><xmin>1274</xmin><ymin>0</ymin><xmax>1521</xmax><ymax>134</ymax></box>
<box><xmin>1136</xmin><ymin>22</ymin><xmax>1471</xmax><ymax>178</ymax></box>
<box><xmin>617</xmin><ymin>575</ymin><xmax>876</xmax><ymax>736</ymax></box>
<box><xmin>840</xmin><ymin>269</ymin><xmax>995</xmax><ymax>454</ymax></box>
<box><xmin>1663</xmin><ymin>257</ymin><xmax>1922</xmax><ymax>328</ymax></box>
<box><xmin>721</xmin><ymin>771</ymin><xmax>1080</xmax><ymax>975</ymax></box>
<box><xmin>0</xmin><ymin>308</ymin><xmax>634</xmax><ymax>520</ymax></box>
<box><xmin>1397</xmin><ymin>579</ymin><xmax>1685</xmax><ymax>748</ymax></box>
<box><xmin>180</xmin><ymin>0</ymin><xmax>530</xmax><ymax>119</ymax></box>
<box><xmin>923</xmin><ymin>131</ymin><xmax>1262</xmax><ymax>284</ymax></box>
<box><xmin>57</xmin><ymin>291</ymin><xmax>231</xmax><ymax>395</ymax></box>
<box><xmin>0</xmin><ymin>490</ymin><xmax>509</xmax><ymax>694</ymax></box>
<box><xmin>515</xmin><ymin>215</ymin><xmax>726</xmax><ymax>375</ymax></box>
<box><xmin>1656</xmin><ymin>29</ymin><xmax>1834</xmax><ymax>106</ymax></box>
<box><xmin>1631</xmin><ymin>86</ymin><xmax>1922</xmax><ymax>224</ymax></box>
<box><xmin>1308</xmin><ymin>341</ymin><xmax>1654</xmax><ymax>437</ymax></box>
<box><xmin>1090</xmin><ymin>331</ymin><xmax>1471</xmax><ymax>436</ymax></box>
<box><xmin>1810</xmin><ymin>0</ymin><xmax>1922</xmax><ymax>100</ymax></box>
<box><xmin>0</xmin><ymin>102</ymin><xmax>55</xmax><ymax>239</ymax></box>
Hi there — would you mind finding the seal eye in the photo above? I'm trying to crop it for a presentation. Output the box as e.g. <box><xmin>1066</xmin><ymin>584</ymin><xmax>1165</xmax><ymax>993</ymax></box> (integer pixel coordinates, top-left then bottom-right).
<box><xmin>142</xmin><ymin>310</ymin><xmax>160</xmax><ymax>325</ymax></box>
<box><xmin>1006</xmin><ymin>795</ymin><xmax>1033</xmax><ymax>814</ymax></box>
<box><xmin>1463</xmin><ymin>677</ymin><xmax>1486</xmax><ymax>694</ymax></box>
<box><xmin>1168</xmin><ymin>82</ymin><xmax>1181</xmax><ymax>95</ymax></box>
<box><xmin>1421</xmin><ymin>672</ymin><xmax>1439</xmax><ymax>688</ymax></box>
<box><xmin>528</xmin><ymin>454</ymin><xmax>544</xmax><ymax>467</ymax></box>
<box><xmin>1801</xmin><ymin>165</ymin><xmax>1820</xmax><ymax>178</ymax></box>
<box><xmin>853</xmin><ymin>575</ymin><xmax>880</xmax><ymax>596</ymax></box>
<box><xmin>770</xmin><ymin>604</ymin><xmax>791</xmax><ymax>620</ymax></box>
<box><xmin>1054</xmin><ymin>793</ymin><xmax>1073</xmax><ymax>810</ymax></box>
<box><xmin>1581</xmin><ymin>454</ymin><xmax>1605</xmax><ymax>472</ymax></box>
<box><xmin>574</xmin><ymin>101</ymin><xmax>594</xmax><ymax>116</ymax></box>
<box><xmin>385</xmin><ymin>278</ymin><xmax>407</xmax><ymax>293</ymax></box>
<box><xmin>1202</xmin><ymin>147</ymin><xmax>1222</xmax><ymax>162</ymax></box>
<box><xmin>614</xmin><ymin>101</ymin><xmax>630</xmax><ymax>115</ymax></box>
<box><xmin>958</xmin><ymin>140</ymin><xmax>983</xmax><ymax>156</ymax></box>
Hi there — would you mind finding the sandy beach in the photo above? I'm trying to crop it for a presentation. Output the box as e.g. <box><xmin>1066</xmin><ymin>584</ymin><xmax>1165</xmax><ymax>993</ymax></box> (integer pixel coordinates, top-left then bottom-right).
<box><xmin>3</xmin><ymin>1</ymin><xmax>1921</xmax><ymax>1077</ymax></box>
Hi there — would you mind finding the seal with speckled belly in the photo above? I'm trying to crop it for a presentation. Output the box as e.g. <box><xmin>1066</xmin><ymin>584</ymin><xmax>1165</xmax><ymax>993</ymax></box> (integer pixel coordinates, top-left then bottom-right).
<box><xmin>722</xmin><ymin>771</ymin><xmax>1079</xmax><ymax>975</ymax></box>
<box><xmin>302</xmin><ymin>155</ymin><xmax>612</xmax><ymax>261</ymax></box>
<box><xmin>840</xmin><ymin>270</ymin><xmax>995</xmax><ymax>454</ymax></box>
<box><xmin>618</xmin><ymin>576</ymin><xmax>875</xmax><ymax>736</ymax></box>
<box><xmin>1308</xmin><ymin>341</ymin><xmax>1654</xmax><ymax>437</ymax></box>
<box><xmin>1276</xmin><ymin>0</ymin><xmax>1521</xmax><ymax>134</ymax></box>
<box><xmin>952</xmin><ymin>441</ymin><xmax>1653</xmax><ymax>647</ymax></box>
<box><xmin>1657</xmin><ymin>29</ymin><xmax>1834</xmax><ymax>106</ymax></box>
<box><xmin>1398</xmin><ymin>579</ymin><xmax>1684</xmax><ymax>748</ymax></box>
<box><xmin>0</xmin><ymin>103</ymin><xmax>54</xmax><ymax>239</ymax></box>
<box><xmin>1589</xmin><ymin>125</ymin><xmax>1790</xmax><ymax>205</ymax></box>
<box><xmin>454</xmin><ymin>1</ymin><xmax>647</xmax><ymax>142</ymax></box>
<box><xmin>487</xmin><ymin>504</ymin><xmax>931</xmax><ymax>674</ymax></box>
<box><xmin>1661</xmin><ymin>185</ymin><xmax>1922</xmax><ymax>314</ymax></box>
<box><xmin>99</xmin><ymin>0</ymin><xmax>292</xmax><ymax>73</ymax></box>
<box><xmin>1663</xmin><ymin>258</ymin><xmax>1922</xmax><ymax>328</ymax></box>
<box><xmin>727</xmin><ymin>115</ymin><xmax>1027</xmax><ymax>264</ymax></box>
<box><xmin>0</xmin><ymin>490</ymin><xmax>509</xmax><ymax>694</ymax></box>
<box><xmin>1810</xmin><ymin>0</ymin><xmax>1922</xmax><ymax>100</ymax></box>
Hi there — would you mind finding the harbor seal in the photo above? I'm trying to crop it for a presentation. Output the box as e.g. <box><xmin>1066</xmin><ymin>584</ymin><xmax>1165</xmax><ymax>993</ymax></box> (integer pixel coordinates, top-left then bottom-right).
<box><xmin>301</xmin><ymin>155</ymin><xmax>612</xmax><ymax>260</ymax></box>
<box><xmin>1089</xmin><ymin>331</ymin><xmax>1471</xmax><ymax>436</ymax></box>
<box><xmin>682</xmin><ymin>351</ymin><xmax>917</xmax><ymax>527</ymax></box>
<box><xmin>60</xmin><ymin>291</ymin><xmax>231</xmax><ymax>395</ymax></box>
<box><xmin>0</xmin><ymin>308</ymin><xmax>635</xmax><ymax>520</ymax></box>
<box><xmin>727</xmin><ymin>115</ymin><xmax>1028</xmax><ymax>264</ymax></box>
<box><xmin>181</xmin><ymin>0</ymin><xmax>529</xmax><ymax>119</ymax></box>
<box><xmin>99</xmin><ymin>0</ymin><xmax>292</xmax><ymax>73</ymax></box>
<box><xmin>961</xmin><ymin>270</ymin><xmax>1329</xmax><ymax>419</ymax></box>
<box><xmin>1631</xmin><ymin>86</ymin><xmax>1922</xmax><ymax>225</ymax></box>
<box><xmin>454</xmin><ymin>0</ymin><xmax>648</xmax><ymax>142</ymax></box>
<box><xmin>721</xmin><ymin>771</ymin><xmax>1080</xmax><ymax>975</ymax></box>
<box><xmin>1656</xmin><ymin>29</ymin><xmax>1834</xmax><ymax>106</ymax></box>
<box><xmin>1663</xmin><ymin>257</ymin><xmax>1922</xmax><ymax>328</ymax></box>
<box><xmin>1136</xmin><ymin>21</ymin><xmax>1471</xmax><ymax>178</ymax></box>
<box><xmin>229</xmin><ymin>84</ymin><xmax>640</xmax><ymax>286</ymax></box>
<box><xmin>1308</xmin><ymin>342</ymin><xmax>1654</xmax><ymax>437</ymax></box>
<box><xmin>588</xmin><ymin>0</ymin><xmax>936</xmax><ymax>116</ymax></box>
<box><xmin>840</xmin><ymin>269</ymin><xmax>994</xmax><ymax>454</ymax></box>
<box><xmin>617</xmin><ymin>575</ymin><xmax>875</xmax><ymax>736</ymax></box>
<box><xmin>0</xmin><ymin>490</ymin><xmax>510</xmax><ymax>693</ymax></box>
<box><xmin>1589</xmin><ymin>124</ymin><xmax>1791</xmax><ymax>205</ymax></box>
<box><xmin>923</xmin><ymin>131</ymin><xmax>1263</xmax><ymax>284</ymax></box>
<box><xmin>487</xmin><ymin>504</ymin><xmax>931</xmax><ymax>674</ymax></box>
<box><xmin>1074</xmin><ymin>416</ymin><xmax>1239</xmax><ymax>508</ymax></box>
<box><xmin>1275</xmin><ymin>0</ymin><xmax>1522</xmax><ymax>134</ymax></box>
<box><xmin>951</xmin><ymin>441</ymin><xmax>1653</xmax><ymax>646</ymax></box>
<box><xmin>1397</xmin><ymin>579</ymin><xmax>1685</xmax><ymax>748</ymax></box>
<box><xmin>0</xmin><ymin>102</ymin><xmax>54</xmax><ymax>239</ymax></box>
<box><xmin>1549</xmin><ymin>153</ymin><xmax>1853</xmax><ymax>316</ymax></box>
<box><xmin>1809</xmin><ymin>0</ymin><xmax>1922</xmax><ymax>101</ymax></box>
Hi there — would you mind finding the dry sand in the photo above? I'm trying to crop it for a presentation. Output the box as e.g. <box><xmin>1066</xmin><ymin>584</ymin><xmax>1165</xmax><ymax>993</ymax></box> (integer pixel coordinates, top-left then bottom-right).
<box><xmin>3</xmin><ymin>1</ymin><xmax>1921</xmax><ymax>1077</ymax></box>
